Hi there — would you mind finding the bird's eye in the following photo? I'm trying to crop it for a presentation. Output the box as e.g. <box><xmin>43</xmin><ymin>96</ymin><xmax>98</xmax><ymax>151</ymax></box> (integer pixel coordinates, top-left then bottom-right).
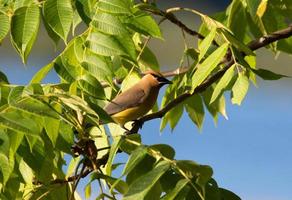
<box><xmin>151</xmin><ymin>73</ymin><xmax>159</xmax><ymax>78</ymax></box>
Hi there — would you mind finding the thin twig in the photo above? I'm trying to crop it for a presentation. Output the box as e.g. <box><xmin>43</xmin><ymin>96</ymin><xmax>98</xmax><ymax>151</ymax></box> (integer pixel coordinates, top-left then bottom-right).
<box><xmin>132</xmin><ymin>25</ymin><xmax>292</xmax><ymax>129</ymax></box>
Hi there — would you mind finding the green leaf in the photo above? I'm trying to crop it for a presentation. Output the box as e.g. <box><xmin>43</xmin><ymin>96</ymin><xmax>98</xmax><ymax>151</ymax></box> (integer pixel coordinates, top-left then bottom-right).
<box><xmin>119</xmin><ymin>134</ymin><xmax>141</xmax><ymax>154</ymax></box>
<box><xmin>220</xmin><ymin>29</ymin><xmax>254</xmax><ymax>55</ymax></box>
<box><xmin>91</xmin><ymin>173</ymin><xmax>129</xmax><ymax>194</ymax></box>
<box><xmin>10</xmin><ymin>97</ymin><xmax>60</xmax><ymax>119</ymax></box>
<box><xmin>66</xmin><ymin>157</ymin><xmax>80</xmax><ymax>178</ymax></box>
<box><xmin>44</xmin><ymin>117</ymin><xmax>60</xmax><ymax>146</ymax></box>
<box><xmin>0</xmin><ymin>112</ymin><xmax>39</xmax><ymax>135</ymax></box>
<box><xmin>149</xmin><ymin>144</ymin><xmax>175</xmax><ymax>160</ymax></box>
<box><xmin>210</xmin><ymin>64</ymin><xmax>235</xmax><ymax>103</ymax></box>
<box><xmin>138</xmin><ymin>46</ymin><xmax>160</xmax><ymax>71</ymax></box>
<box><xmin>11</xmin><ymin>5</ymin><xmax>40</xmax><ymax>63</ymax></box>
<box><xmin>251</xmin><ymin>68</ymin><xmax>288</xmax><ymax>80</ymax></box>
<box><xmin>198</xmin><ymin>26</ymin><xmax>216</xmax><ymax>61</ymax></box>
<box><xmin>82</xmin><ymin>49</ymin><xmax>114</xmax><ymax>85</ymax></box>
<box><xmin>192</xmin><ymin>43</ymin><xmax>229</xmax><ymax>90</ymax></box>
<box><xmin>97</xmin><ymin>0</ymin><xmax>132</xmax><ymax>15</ymax></box>
<box><xmin>169</xmin><ymin>102</ymin><xmax>184</xmax><ymax>131</ymax></box>
<box><xmin>162</xmin><ymin>179</ymin><xmax>189</xmax><ymax>200</ymax></box>
<box><xmin>185</xmin><ymin>94</ymin><xmax>205</xmax><ymax>130</ymax></box>
<box><xmin>8</xmin><ymin>130</ymin><xmax>24</xmax><ymax>154</ymax></box>
<box><xmin>176</xmin><ymin>160</ymin><xmax>213</xmax><ymax>188</ymax></box>
<box><xmin>86</xmin><ymin>30</ymin><xmax>136</xmax><ymax>61</ymax></box>
<box><xmin>8</xmin><ymin>85</ymin><xmax>24</xmax><ymax>105</ymax></box>
<box><xmin>226</xmin><ymin>0</ymin><xmax>249</xmax><ymax>42</ymax></box>
<box><xmin>30</xmin><ymin>63</ymin><xmax>54</xmax><ymax>84</ymax></box>
<box><xmin>106</xmin><ymin>136</ymin><xmax>123</xmax><ymax>176</ymax></box>
<box><xmin>122</xmin><ymin>145</ymin><xmax>148</xmax><ymax>176</ymax></box>
<box><xmin>0</xmin><ymin>71</ymin><xmax>9</xmax><ymax>83</ymax></box>
<box><xmin>123</xmin><ymin>161</ymin><xmax>170</xmax><ymax>200</ymax></box>
<box><xmin>125</xmin><ymin>11</ymin><xmax>162</xmax><ymax>38</ymax></box>
<box><xmin>0</xmin><ymin>13</ymin><xmax>9</xmax><ymax>43</ymax></box>
<box><xmin>85</xmin><ymin>183</ymin><xmax>91</xmax><ymax>199</ymax></box>
<box><xmin>231</xmin><ymin>73</ymin><xmax>249</xmax><ymax>105</ymax></box>
<box><xmin>75</xmin><ymin>0</ymin><xmax>96</xmax><ymax>25</ymax></box>
<box><xmin>92</xmin><ymin>12</ymin><xmax>127</xmax><ymax>35</ymax></box>
<box><xmin>19</xmin><ymin>158</ymin><xmax>34</xmax><ymax>184</ymax></box>
<box><xmin>43</xmin><ymin>0</ymin><xmax>73</xmax><ymax>42</ymax></box>
<box><xmin>42</xmin><ymin>11</ymin><xmax>61</xmax><ymax>46</ymax></box>
<box><xmin>0</xmin><ymin>152</ymin><xmax>14</xmax><ymax>186</ymax></box>
<box><xmin>220</xmin><ymin>188</ymin><xmax>241</xmax><ymax>200</ymax></box>
<box><xmin>72</xmin><ymin>10</ymin><xmax>82</xmax><ymax>35</ymax></box>
<box><xmin>77</xmin><ymin>73</ymin><xmax>105</xmax><ymax>99</ymax></box>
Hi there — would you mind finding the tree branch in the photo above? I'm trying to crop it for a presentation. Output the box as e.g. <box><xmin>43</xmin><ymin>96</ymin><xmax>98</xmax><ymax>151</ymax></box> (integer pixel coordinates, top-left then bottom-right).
<box><xmin>140</xmin><ymin>6</ymin><xmax>219</xmax><ymax>46</ymax></box>
<box><xmin>132</xmin><ymin>25</ymin><xmax>292</xmax><ymax>129</ymax></box>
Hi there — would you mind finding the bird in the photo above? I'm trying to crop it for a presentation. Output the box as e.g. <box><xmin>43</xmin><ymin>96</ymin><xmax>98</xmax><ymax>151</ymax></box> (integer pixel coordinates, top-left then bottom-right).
<box><xmin>104</xmin><ymin>70</ymin><xmax>172</xmax><ymax>131</ymax></box>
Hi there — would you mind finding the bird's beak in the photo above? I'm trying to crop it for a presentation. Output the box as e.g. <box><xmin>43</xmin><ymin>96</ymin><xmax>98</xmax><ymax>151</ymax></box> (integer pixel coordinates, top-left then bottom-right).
<box><xmin>158</xmin><ymin>76</ymin><xmax>172</xmax><ymax>85</ymax></box>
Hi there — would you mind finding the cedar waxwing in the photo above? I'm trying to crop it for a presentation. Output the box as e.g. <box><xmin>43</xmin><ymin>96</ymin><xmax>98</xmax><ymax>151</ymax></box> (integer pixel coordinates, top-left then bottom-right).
<box><xmin>104</xmin><ymin>71</ymin><xmax>172</xmax><ymax>130</ymax></box>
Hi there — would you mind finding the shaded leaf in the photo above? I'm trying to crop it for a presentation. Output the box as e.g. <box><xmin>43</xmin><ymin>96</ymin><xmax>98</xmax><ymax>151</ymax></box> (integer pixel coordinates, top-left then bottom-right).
<box><xmin>77</xmin><ymin>73</ymin><xmax>105</xmax><ymax>99</ymax></box>
<box><xmin>162</xmin><ymin>179</ymin><xmax>189</xmax><ymax>200</ymax></box>
<box><xmin>106</xmin><ymin>136</ymin><xmax>123</xmax><ymax>176</ymax></box>
<box><xmin>251</xmin><ymin>68</ymin><xmax>288</xmax><ymax>80</ymax></box>
<box><xmin>149</xmin><ymin>144</ymin><xmax>175</xmax><ymax>160</ymax></box>
<box><xmin>122</xmin><ymin>145</ymin><xmax>148</xmax><ymax>176</ymax></box>
<box><xmin>123</xmin><ymin>161</ymin><xmax>170</xmax><ymax>200</ymax></box>
<box><xmin>75</xmin><ymin>0</ymin><xmax>96</xmax><ymax>25</ymax></box>
<box><xmin>185</xmin><ymin>94</ymin><xmax>205</xmax><ymax>130</ymax></box>
<box><xmin>138</xmin><ymin>46</ymin><xmax>159</xmax><ymax>71</ymax></box>
<box><xmin>91</xmin><ymin>172</ymin><xmax>129</xmax><ymax>194</ymax></box>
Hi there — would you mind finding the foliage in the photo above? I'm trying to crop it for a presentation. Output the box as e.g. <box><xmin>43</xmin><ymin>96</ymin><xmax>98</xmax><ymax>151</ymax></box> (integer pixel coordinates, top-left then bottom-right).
<box><xmin>0</xmin><ymin>0</ymin><xmax>291</xmax><ymax>199</ymax></box>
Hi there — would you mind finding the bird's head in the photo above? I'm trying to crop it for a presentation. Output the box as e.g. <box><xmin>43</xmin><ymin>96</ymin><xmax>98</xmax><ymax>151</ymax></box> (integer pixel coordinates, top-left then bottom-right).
<box><xmin>142</xmin><ymin>70</ymin><xmax>172</xmax><ymax>87</ymax></box>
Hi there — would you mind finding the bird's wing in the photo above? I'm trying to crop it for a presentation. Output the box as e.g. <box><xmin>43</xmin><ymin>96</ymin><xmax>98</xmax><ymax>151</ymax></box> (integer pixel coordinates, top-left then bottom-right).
<box><xmin>104</xmin><ymin>86</ymin><xmax>146</xmax><ymax>115</ymax></box>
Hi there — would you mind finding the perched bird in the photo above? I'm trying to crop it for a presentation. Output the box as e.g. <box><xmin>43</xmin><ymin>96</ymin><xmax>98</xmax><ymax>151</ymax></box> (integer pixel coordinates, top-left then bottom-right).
<box><xmin>104</xmin><ymin>70</ymin><xmax>172</xmax><ymax>131</ymax></box>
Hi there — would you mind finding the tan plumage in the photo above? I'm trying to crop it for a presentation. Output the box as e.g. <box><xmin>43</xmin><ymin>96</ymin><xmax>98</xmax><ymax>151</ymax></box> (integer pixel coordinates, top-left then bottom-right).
<box><xmin>104</xmin><ymin>71</ymin><xmax>172</xmax><ymax>130</ymax></box>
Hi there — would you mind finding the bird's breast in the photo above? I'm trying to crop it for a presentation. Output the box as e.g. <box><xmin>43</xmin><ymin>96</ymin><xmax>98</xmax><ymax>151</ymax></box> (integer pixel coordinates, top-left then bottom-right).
<box><xmin>111</xmin><ymin>88</ymin><xmax>159</xmax><ymax>125</ymax></box>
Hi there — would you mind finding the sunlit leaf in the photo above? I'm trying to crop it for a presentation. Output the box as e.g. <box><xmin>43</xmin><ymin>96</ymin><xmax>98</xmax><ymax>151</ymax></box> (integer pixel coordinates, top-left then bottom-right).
<box><xmin>86</xmin><ymin>30</ymin><xmax>136</xmax><ymax>61</ymax></box>
<box><xmin>198</xmin><ymin>26</ymin><xmax>216</xmax><ymax>61</ymax></box>
<box><xmin>43</xmin><ymin>0</ymin><xmax>73</xmax><ymax>42</ymax></box>
<box><xmin>92</xmin><ymin>12</ymin><xmax>127</xmax><ymax>35</ymax></box>
<box><xmin>97</xmin><ymin>0</ymin><xmax>132</xmax><ymax>15</ymax></box>
<box><xmin>231</xmin><ymin>73</ymin><xmax>249</xmax><ymax>105</ymax></box>
<box><xmin>210</xmin><ymin>64</ymin><xmax>235</xmax><ymax>103</ymax></box>
<box><xmin>11</xmin><ymin>5</ymin><xmax>40</xmax><ymax>63</ymax></box>
<box><xmin>19</xmin><ymin>158</ymin><xmax>34</xmax><ymax>184</ymax></box>
<box><xmin>0</xmin><ymin>13</ymin><xmax>9</xmax><ymax>43</ymax></box>
<box><xmin>124</xmin><ymin>11</ymin><xmax>162</xmax><ymax>38</ymax></box>
<box><xmin>192</xmin><ymin>43</ymin><xmax>229</xmax><ymax>90</ymax></box>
